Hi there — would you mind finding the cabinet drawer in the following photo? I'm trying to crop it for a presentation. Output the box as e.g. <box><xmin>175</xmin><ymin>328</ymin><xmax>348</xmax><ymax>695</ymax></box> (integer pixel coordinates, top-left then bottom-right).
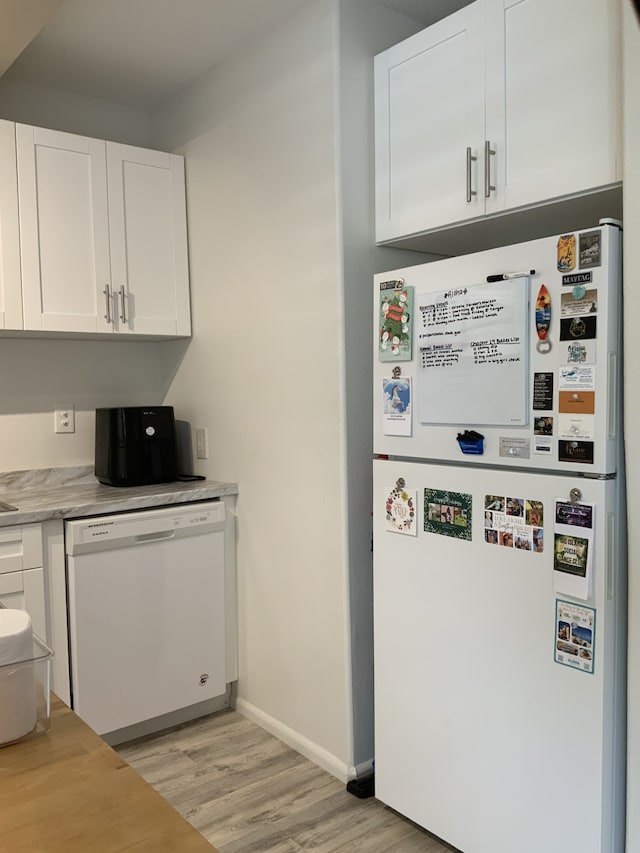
<box><xmin>0</xmin><ymin>523</ymin><xmax>43</xmax><ymax>574</ymax></box>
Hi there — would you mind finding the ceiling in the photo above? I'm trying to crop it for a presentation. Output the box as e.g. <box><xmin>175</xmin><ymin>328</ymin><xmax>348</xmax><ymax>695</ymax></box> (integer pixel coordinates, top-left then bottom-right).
<box><xmin>0</xmin><ymin>0</ymin><xmax>472</xmax><ymax>111</ymax></box>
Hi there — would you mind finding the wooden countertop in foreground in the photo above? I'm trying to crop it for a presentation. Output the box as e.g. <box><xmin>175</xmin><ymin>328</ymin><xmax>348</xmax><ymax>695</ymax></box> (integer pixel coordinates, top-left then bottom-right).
<box><xmin>0</xmin><ymin>695</ymin><xmax>218</xmax><ymax>853</ymax></box>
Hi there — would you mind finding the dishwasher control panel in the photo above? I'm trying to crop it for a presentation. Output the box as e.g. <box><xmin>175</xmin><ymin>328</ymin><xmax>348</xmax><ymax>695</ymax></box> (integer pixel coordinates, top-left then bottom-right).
<box><xmin>65</xmin><ymin>500</ymin><xmax>225</xmax><ymax>553</ymax></box>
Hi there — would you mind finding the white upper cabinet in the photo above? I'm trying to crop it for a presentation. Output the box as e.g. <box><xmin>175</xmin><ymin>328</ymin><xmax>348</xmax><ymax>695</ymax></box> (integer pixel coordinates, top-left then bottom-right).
<box><xmin>17</xmin><ymin>125</ymin><xmax>112</xmax><ymax>334</ymax></box>
<box><xmin>0</xmin><ymin>120</ymin><xmax>23</xmax><ymax>330</ymax></box>
<box><xmin>15</xmin><ymin>124</ymin><xmax>191</xmax><ymax>337</ymax></box>
<box><xmin>106</xmin><ymin>143</ymin><xmax>190</xmax><ymax>337</ymax></box>
<box><xmin>375</xmin><ymin>3</ymin><xmax>485</xmax><ymax>241</ymax></box>
<box><xmin>375</xmin><ymin>0</ymin><xmax>621</xmax><ymax>244</ymax></box>
<box><xmin>484</xmin><ymin>0</ymin><xmax>621</xmax><ymax>215</ymax></box>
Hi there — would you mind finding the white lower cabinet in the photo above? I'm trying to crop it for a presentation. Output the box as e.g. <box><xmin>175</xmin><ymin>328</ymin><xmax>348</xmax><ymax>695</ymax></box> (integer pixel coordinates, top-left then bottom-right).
<box><xmin>0</xmin><ymin>523</ymin><xmax>46</xmax><ymax>641</ymax></box>
<box><xmin>15</xmin><ymin>123</ymin><xmax>191</xmax><ymax>338</ymax></box>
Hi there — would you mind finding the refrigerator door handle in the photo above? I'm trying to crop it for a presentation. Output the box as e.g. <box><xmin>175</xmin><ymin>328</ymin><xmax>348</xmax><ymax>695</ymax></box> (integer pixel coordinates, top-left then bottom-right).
<box><xmin>607</xmin><ymin>352</ymin><xmax>617</xmax><ymax>439</ymax></box>
<box><xmin>606</xmin><ymin>512</ymin><xmax>615</xmax><ymax>600</ymax></box>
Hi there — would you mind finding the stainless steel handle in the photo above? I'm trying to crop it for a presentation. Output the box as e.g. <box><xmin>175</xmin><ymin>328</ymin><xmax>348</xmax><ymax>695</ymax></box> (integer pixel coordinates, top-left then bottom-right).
<box><xmin>119</xmin><ymin>285</ymin><xmax>127</xmax><ymax>324</ymax></box>
<box><xmin>484</xmin><ymin>140</ymin><xmax>496</xmax><ymax>198</ymax></box>
<box><xmin>103</xmin><ymin>285</ymin><xmax>112</xmax><ymax>324</ymax></box>
<box><xmin>466</xmin><ymin>147</ymin><xmax>477</xmax><ymax>203</ymax></box>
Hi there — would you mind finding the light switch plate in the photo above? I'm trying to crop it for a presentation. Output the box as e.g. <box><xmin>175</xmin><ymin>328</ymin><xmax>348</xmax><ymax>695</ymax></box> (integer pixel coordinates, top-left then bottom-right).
<box><xmin>195</xmin><ymin>427</ymin><xmax>208</xmax><ymax>459</ymax></box>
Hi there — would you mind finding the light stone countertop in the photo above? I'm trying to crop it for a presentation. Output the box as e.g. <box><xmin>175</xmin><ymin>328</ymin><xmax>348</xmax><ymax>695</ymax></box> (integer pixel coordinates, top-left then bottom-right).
<box><xmin>0</xmin><ymin>466</ymin><xmax>238</xmax><ymax>527</ymax></box>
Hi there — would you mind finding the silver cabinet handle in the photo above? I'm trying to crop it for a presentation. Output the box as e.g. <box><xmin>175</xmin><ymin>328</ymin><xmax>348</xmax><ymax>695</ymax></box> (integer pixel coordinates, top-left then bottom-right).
<box><xmin>484</xmin><ymin>140</ymin><xmax>496</xmax><ymax>198</ymax></box>
<box><xmin>119</xmin><ymin>286</ymin><xmax>127</xmax><ymax>324</ymax></box>
<box><xmin>466</xmin><ymin>147</ymin><xmax>477</xmax><ymax>203</ymax></box>
<box><xmin>103</xmin><ymin>285</ymin><xmax>112</xmax><ymax>324</ymax></box>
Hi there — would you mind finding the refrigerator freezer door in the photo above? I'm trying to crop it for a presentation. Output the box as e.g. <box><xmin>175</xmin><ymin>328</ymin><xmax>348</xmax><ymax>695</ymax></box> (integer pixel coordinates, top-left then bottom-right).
<box><xmin>373</xmin><ymin>224</ymin><xmax>621</xmax><ymax>475</ymax></box>
<box><xmin>373</xmin><ymin>459</ymin><xmax>625</xmax><ymax>853</ymax></box>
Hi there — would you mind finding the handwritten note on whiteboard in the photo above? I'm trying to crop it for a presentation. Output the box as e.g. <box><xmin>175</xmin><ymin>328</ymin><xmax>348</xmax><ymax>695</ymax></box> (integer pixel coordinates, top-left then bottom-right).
<box><xmin>417</xmin><ymin>279</ymin><xmax>529</xmax><ymax>426</ymax></box>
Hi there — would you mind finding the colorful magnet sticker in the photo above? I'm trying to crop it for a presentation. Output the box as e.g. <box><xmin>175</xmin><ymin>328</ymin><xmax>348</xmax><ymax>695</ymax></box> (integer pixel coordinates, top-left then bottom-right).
<box><xmin>532</xmin><ymin>372</ymin><xmax>554</xmax><ymax>410</ymax></box>
<box><xmin>557</xmin><ymin>234</ymin><xmax>576</xmax><ymax>272</ymax></box>
<box><xmin>562</xmin><ymin>271</ymin><xmax>592</xmax><ymax>287</ymax></box>
<box><xmin>483</xmin><ymin>495</ymin><xmax>544</xmax><ymax>552</ymax></box>
<box><xmin>555</xmin><ymin>501</ymin><xmax>593</xmax><ymax>528</ymax></box>
<box><xmin>563</xmin><ymin>339</ymin><xmax>596</xmax><ymax>364</ymax></box>
<box><xmin>555</xmin><ymin>599</ymin><xmax>595</xmax><ymax>674</ymax></box>
<box><xmin>579</xmin><ymin>230</ymin><xmax>601</xmax><ymax>269</ymax></box>
<box><xmin>424</xmin><ymin>488</ymin><xmax>472</xmax><ymax>541</ymax></box>
<box><xmin>560</xmin><ymin>289</ymin><xmax>598</xmax><ymax>317</ymax></box>
<box><xmin>558</xmin><ymin>390</ymin><xmax>595</xmax><ymax>414</ymax></box>
<box><xmin>559</xmin><ymin>365</ymin><xmax>595</xmax><ymax>391</ymax></box>
<box><xmin>382</xmin><ymin>377</ymin><xmax>412</xmax><ymax>436</ymax></box>
<box><xmin>535</xmin><ymin>284</ymin><xmax>552</xmax><ymax>353</ymax></box>
<box><xmin>384</xmin><ymin>483</ymin><xmax>417</xmax><ymax>535</ymax></box>
<box><xmin>379</xmin><ymin>282</ymin><xmax>413</xmax><ymax>362</ymax></box>
<box><xmin>559</xmin><ymin>315</ymin><xmax>597</xmax><ymax>341</ymax></box>
<box><xmin>558</xmin><ymin>440</ymin><xmax>594</xmax><ymax>464</ymax></box>
<box><xmin>554</xmin><ymin>499</ymin><xmax>595</xmax><ymax>599</ymax></box>
<box><xmin>554</xmin><ymin>532</ymin><xmax>589</xmax><ymax>577</ymax></box>
<box><xmin>534</xmin><ymin>416</ymin><xmax>553</xmax><ymax>436</ymax></box>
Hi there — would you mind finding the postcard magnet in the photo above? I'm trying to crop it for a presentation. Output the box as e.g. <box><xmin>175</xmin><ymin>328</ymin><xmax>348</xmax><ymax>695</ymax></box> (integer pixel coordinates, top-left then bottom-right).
<box><xmin>424</xmin><ymin>488</ymin><xmax>472</xmax><ymax>541</ymax></box>
<box><xmin>559</xmin><ymin>316</ymin><xmax>597</xmax><ymax>341</ymax></box>
<box><xmin>579</xmin><ymin>230</ymin><xmax>601</xmax><ymax>269</ymax></box>
<box><xmin>379</xmin><ymin>281</ymin><xmax>413</xmax><ymax>362</ymax></box>
<box><xmin>557</xmin><ymin>234</ymin><xmax>576</xmax><ymax>272</ymax></box>
<box><xmin>558</xmin><ymin>440</ymin><xmax>594</xmax><ymax>464</ymax></box>
<box><xmin>558</xmin><ymin>390</ymin><xmax>595</xmax><ymax>414</ymax></box>
<box><xmin>385</xmin><ymin>479</ymin><xmax>417</xmax><ymax>536</ymax></box>
<box><xmin>555</xmin><ymin>600</ymin><xmax>596</xmax><ymax>674</ymax></box>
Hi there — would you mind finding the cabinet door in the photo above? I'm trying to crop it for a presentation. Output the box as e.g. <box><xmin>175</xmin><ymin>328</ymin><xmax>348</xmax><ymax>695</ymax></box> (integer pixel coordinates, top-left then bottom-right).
<box><xmin>375</xmin><ymin>2</ymin><xmax>485</xmax><ymax>242</ymax></box>
<box><xmin>0</xmin><ymin>120</ymin><xmax>23</xmax><ymax>330</ymax></box>
<box><xmin>484</xmin><ymin>0</ymin><xmax>621</xmax><ymax>215</ymax></box>
<box><xmin>107</xmin><ymin>143</ymin><xmax>191</xmax><ymax>337</ymax></box>
<box><xmin>16</xmin><ymin>125</ymin><xmax>112</xmax><ymax>333</ymax></box>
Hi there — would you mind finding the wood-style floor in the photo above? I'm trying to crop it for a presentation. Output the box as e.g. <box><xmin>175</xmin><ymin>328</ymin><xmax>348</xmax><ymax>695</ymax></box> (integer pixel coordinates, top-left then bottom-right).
<box><xmin>116</xmin><ymin>708</ymin><xmax>454</xmax><ymax>853</ymax></box>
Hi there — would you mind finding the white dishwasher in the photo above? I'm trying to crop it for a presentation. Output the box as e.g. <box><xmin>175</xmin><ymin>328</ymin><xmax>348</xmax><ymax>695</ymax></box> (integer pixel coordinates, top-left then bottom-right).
<box><xmin>65</xmin><ymin>500</ymin><xmax>226</xmax><ymax>736</ymax></box>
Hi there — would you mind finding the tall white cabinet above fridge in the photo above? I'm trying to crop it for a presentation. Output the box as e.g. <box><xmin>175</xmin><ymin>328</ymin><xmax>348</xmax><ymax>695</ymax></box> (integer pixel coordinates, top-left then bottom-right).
<box><xmin>373</xmin><ymin>221</ymin><xmax>626</xmax><ymax>853</ymax></box>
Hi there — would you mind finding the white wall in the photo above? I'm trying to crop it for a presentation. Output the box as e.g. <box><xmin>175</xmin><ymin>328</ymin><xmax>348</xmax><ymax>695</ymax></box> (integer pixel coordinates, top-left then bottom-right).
<box><xmin>151</xmin><ymin>0</ymin><xmax>429</xmax><ymax>776</ymax></box>
<box><xmin>0</xmin><ymin>80</ymin><xmax>151</xmax><ymax>146</ymax></box>
<box><xmin>623</xmin><ymin>0</ymin><xmax>640</xmax><ymax>846</ymax></box>
<box><xmin>336</xmin><ymin>0</ymin><xmax>439</xmax><ymax>767</ymax></box>
<box><xmin>152</xmin><ymin>0</ymin><xmax>353</xmax><ymax>772</ymax></box>
<box><xmin>0</xmin><ymin>337</ymin><xmax>174</xmax><ymax>470</ymax></box>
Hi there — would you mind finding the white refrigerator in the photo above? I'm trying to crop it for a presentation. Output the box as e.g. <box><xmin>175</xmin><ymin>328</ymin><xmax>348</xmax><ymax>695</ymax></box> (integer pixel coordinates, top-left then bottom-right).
<box><xmin>372</xmin><ymin>221</ymin><xmax>626</xmax><ymax>853</ymax></box>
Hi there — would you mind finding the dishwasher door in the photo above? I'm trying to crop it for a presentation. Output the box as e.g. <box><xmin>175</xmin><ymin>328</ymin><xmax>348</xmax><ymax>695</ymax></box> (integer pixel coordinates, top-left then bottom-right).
<box><xmin>65</xmin><ymin>501</ymin><xmax>226</xmax><ymax>735</ymax></box>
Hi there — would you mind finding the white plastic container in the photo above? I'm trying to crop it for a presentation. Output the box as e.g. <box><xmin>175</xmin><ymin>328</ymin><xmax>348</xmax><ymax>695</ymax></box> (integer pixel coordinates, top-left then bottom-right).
<box><xmin>0</xmin><ymin>606</ymin><xmax>53</xmax><ymax>747</ymax></box>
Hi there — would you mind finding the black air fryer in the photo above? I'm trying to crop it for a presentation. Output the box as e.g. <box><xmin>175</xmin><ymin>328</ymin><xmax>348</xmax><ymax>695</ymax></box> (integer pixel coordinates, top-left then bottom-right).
<box><xmin>95</xmin><ymin>406</ymin><xmax>178</xmax><ymax>487</ymax></box>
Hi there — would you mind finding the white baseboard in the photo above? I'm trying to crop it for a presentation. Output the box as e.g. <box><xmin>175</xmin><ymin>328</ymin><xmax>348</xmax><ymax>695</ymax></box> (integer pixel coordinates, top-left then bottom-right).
<box><xmin>234</xmin><ymin>697</ymin><xmax>373</xmax><ymax>784</ymax></box>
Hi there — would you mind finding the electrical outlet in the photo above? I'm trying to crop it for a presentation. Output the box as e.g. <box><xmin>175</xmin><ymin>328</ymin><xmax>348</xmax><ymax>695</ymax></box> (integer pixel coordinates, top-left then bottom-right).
<box><xmin>195</xmin><ymin>427</ymin><xmax>208</xmax><ymax>459</ymax></box>
<box><xmin>55</xmin><ymin>405</ymin><xmax>75</xmax><ymax>434</ymax></box>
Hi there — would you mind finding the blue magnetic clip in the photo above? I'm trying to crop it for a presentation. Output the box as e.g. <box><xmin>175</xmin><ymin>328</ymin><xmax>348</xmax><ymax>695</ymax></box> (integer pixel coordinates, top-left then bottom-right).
<box><xmin>457</xmin><ymin>430</ymin><xmax>485</xmax><ymax>455</ymax></box>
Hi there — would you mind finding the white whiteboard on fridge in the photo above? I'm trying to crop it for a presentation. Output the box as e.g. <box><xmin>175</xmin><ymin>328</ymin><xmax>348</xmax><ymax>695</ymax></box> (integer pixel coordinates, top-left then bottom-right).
<box><xmin>416</xmin><ymin>278</ymin><xmax>529</xmax><ymax>426</ymax></box>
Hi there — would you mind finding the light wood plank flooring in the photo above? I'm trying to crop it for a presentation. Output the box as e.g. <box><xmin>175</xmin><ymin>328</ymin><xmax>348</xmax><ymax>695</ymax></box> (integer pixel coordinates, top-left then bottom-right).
<box><xmin>116</xmin><ymin>709</ymin><xmax>455</xmax><ymax>853</ymax></box>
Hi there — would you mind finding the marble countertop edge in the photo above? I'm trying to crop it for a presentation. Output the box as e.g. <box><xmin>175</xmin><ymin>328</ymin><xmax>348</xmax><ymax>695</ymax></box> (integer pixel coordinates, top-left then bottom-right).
<box><xmin>0</xmin><ymin>467</ymin><xmax>238</xmax><ymax>527</ymax></box>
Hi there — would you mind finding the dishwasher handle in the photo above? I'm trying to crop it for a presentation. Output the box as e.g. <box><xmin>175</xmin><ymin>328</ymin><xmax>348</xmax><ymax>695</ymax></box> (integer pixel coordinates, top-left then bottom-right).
<box><xmin>134</xmin><ymin>531</ymin><xmax>176</xmax><ymax>544</ymax></box>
